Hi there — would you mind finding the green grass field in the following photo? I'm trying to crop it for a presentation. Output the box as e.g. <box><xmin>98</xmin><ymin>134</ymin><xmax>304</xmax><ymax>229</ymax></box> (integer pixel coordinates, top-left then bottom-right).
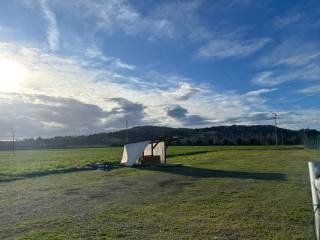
<box><xmin>0</xmin><ymin>146</ymin><xmax>319</xmax><ymax>239</ymax></box>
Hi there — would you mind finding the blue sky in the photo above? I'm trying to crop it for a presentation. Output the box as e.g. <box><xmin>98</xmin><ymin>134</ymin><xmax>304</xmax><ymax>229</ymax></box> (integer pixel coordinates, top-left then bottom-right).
<box><xmin>0</xmin><ymin>0</ymin><xmax>319</xmax><ymax>138</ymax></box>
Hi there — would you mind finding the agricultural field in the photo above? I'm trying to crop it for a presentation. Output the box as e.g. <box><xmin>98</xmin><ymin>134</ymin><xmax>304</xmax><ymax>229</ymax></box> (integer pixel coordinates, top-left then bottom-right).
<box><xmin>0</xmin><ymin>146</ymin><xmax>319</xmax><ymax>239</ymax></box>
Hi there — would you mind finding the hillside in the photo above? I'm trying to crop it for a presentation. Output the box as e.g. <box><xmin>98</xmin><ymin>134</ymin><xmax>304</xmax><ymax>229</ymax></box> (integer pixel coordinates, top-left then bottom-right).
<box><xmin>1</xmin><ymin>125</ymin><xmax>319</xmax><ymax>150</ymax></box>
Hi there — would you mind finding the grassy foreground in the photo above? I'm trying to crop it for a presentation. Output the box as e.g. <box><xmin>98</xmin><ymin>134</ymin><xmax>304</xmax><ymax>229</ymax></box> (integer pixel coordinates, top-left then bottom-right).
<box><xmin>0</xmin><ymin>146</ymin><xmax>319</xmax><ymax>239</ymax></box>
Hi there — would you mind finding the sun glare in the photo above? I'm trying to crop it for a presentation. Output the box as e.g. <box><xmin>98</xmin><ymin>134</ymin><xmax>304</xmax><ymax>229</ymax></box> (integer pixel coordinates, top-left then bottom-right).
<box><xmin>0</xmin><ymin>59</ymin><xmax>25</xmax><ymax>93</ymax></box>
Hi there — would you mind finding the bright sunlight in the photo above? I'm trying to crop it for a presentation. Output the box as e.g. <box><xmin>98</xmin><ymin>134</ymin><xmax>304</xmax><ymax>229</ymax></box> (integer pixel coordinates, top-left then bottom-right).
<box><xmin>0</xmin><ymin>58</ymin><xmax>25</xmax><ymax>93</ymax></box>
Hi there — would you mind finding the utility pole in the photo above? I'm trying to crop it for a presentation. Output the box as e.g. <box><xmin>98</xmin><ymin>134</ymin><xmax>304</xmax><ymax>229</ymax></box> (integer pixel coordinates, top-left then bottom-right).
<box><xmin>12</xmin><ymin>131</ymin><xmax>15</xmax><ymax>153</ymax></box>
<box><xmin>272</xmin><ymin>112</ymin><xmax>278</xmax><ymax>147</ymax></box>
<box><xmin>125</xmin><ymin>120</ymin><xmax>129</xmax><ymax>143</ymax></box>
<box><xmin>303</xmin><ymin>129</ymin><xmax>307</xmax><ymax>146</ymax></box>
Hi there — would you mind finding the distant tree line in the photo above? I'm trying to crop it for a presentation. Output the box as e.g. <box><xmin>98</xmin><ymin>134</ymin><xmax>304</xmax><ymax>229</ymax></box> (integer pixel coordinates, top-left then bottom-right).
<box><xmin>0</xmin><ymin>125</ymin><xmax>319</xmax><ymax>151</ymax></box>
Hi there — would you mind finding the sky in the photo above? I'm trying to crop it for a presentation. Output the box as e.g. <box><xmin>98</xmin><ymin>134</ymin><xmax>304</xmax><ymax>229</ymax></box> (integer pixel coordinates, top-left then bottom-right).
<box><xmin>0</xmin><ymin>0</ymin><xmax>319</xmax><ymax>139</ymax></box>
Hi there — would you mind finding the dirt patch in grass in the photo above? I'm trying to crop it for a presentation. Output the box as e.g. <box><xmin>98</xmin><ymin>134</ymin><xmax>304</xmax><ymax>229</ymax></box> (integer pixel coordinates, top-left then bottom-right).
<box><xmin>158</xmin><ymin>178</ymin><xmax>194</xmax><ymax>189</ymax></box>
<box><xmin>63</xmin><ymin>187</ymin><xmax>82</xmax><ymax>195</ymax></box>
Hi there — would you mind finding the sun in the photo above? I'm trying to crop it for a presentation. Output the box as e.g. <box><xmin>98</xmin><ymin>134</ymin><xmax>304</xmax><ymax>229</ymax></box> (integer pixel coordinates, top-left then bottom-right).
<box><xmin>0</xmin><ymin>59</ymin><xmax>25</xmax><ymax>93</ymax></box>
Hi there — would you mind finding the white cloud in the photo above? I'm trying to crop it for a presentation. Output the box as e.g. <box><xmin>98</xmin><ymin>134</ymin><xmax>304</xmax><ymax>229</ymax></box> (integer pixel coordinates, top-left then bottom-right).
<box><xmin>251</xmin><ymin>71</ymin><xmax>277</xmax><ymax>86</ymax></box>
<box><xmin>0</xmin><ymin>42</ymin><xmax>225</xmax><ymax>135</ymax></box>
<box><xmin>0</xmin><ymin>93</ymin><xmax>149</xmax><ymax>138</ymax></box>
<box><xmin>254</xmin><ymin>40</ymin><xmax>320</xmax><ymax>86</ymax></box>
<box><xmin>0</xmin><ymin>41</ymin><xmax>319</xmax><ymax>138</ymax></box>
<box><xmin>39</xmin><ymin>0</ymin><xmax>60</xmax><ymax>51</ymax></box>
<box><xmin>112</xmin><ymin>59</ymin><xmax>136</xmax><ymax>71</ymax></box>
<box><xmin>26</xmin><ymin>0</ymin><xmax>273</xmax><ymax>65</ymax></box>
<box><xmin>166</xmin><ymin>104</ymin><xmax>209</xmax><ymax>126</ymax></box>
<box><xmin>197</xmin><ymin>37</ymin><xmax>270</xmax><ymax>59</ymax></box>
<box><xmin>84</xmin><ymin>46</ymin><xmax>136</xmax><ymax>70</ymax></box>
<box><xmin>163</xmin><ymin>82</ymin><xmax>201</xmax><ymax>100</ymax></box>
<box><xmin>46</xmin><ymin>0</ymin><xmax>271</xmax><ymax>58</ymax></box>
<box><xmin>274</xmin><ymin>13</ymin><xmax>302</xmax><ymax>28</ymax></box>
<box><xmin>279</xmin><ymin>110</ymin><xmax>320</xmax><ymax>130</ymax></box>
<box><xmin>84</xmin><ymin>47</ymin><xmax>106</xmax><ymax>59</ymax></box>
<box><xmin>253</xmin><ymin>61</ymin><xmax>320</xmax><ymax>86</ymax></box>
<box><xmin>299</xmin><ymin>85</ymin><xmax>320</xmax><ymax>94</ymax></box>
<box><xmin>244</xmin><ymin>88</ymin><xmax>278</xmax><ymax>109</ymax></box>
<box><xmin>72</xmin><ymin>0</ymin><xmax>175</xmax><ymax>39</ymax></box>
<box><xmin>245</xmin><ymin>88</ymin><xmax>278</xmax><ymax>97</ymax></box>
<box><xmin>222</xmin><ymin>109</ymin><xmax>320</xmax><ymax>130</ymax></box>
<box><xmin>259</xmin><ymin>40</ymin><xmax>320</xmax><ymax>67</ymax></box>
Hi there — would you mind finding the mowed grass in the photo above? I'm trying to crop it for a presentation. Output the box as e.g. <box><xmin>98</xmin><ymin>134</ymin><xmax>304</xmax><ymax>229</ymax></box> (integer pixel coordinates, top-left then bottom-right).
<box><xmin>0</xmin><ymin>146</ymin><xmax>319</xmax><ymax>239</ymax></box>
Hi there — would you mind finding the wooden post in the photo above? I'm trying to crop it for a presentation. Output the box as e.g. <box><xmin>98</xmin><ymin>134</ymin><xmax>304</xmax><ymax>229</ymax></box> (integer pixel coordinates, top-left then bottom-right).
<box><xmin>141</xmin><ymin>150</ymin><xmax>145</xmax><ymax>163</ymax></box>
<box><xmin>151</xmin><ymin>143</ymin><xmax>153</xmax><ymax>156</ymax></box>
<box><xmin>164</xmin><ymin>144</ymin><xmax>167</xmax><ymax>164</ymax></box>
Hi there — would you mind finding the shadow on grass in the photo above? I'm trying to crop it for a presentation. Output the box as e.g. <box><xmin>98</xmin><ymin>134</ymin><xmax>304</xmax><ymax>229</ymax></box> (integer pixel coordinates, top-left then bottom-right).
<box><xmin>0</xmin><ymin>160</ymin><xmax>123</xmax><ymax>183</ymax></box>
<box><xmin>0</xmin><ymin>162</ymin><xmax>286</xmax><ymax>184</ymax></box>
<box><xmin>167</xmin><ymin>146</ymin><xmax>304</xmax><ymax>158</ymax></box>
<box><xmin>138</xmin><ymin>165</ymin><xmax>286</xmax><ymax>181</ymax></box>
<box><xmin>270</xmin><ymin>146</ymin><xmax>304</xmax><ymax>150</ymax></box>
<box><xmin>0</xmin><ymin>167</ymin><xmax>94</xmax><ymax>183</ymax></box>
<box><xmin>167</xmin><ymin>150</ymin><xmax>214</xmax><ymax>158</ymax></box>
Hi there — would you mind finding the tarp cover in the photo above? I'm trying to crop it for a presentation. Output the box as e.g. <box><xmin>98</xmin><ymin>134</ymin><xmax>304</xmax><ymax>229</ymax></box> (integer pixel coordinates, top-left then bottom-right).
<box><xmin>144</xmin><ymin>142</ymin><xmax>166</xmax><ymax>163</ymax></box>
<box><xmin>121</xmin><ymin>141</ymin><xmax>150</xmax><ymax>166</ymax></box>
<box><xmin>309</xmin><ymin>161</ymin><xmax>320</xmax><ymax>240</ymax></box>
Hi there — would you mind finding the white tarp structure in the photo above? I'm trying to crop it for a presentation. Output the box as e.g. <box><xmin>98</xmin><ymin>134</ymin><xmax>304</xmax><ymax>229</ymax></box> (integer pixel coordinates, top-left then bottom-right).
<box><xmin>144</xmin><ymin>142</ymin><xmax>166</xmax><ymax>163</ymax></box>
<box><xmin>121</xmin><ymin>141</ymin><xmax>149</xmax><ymax>167</ymax></box>
<box><xmin>309</xmin><ymin>161</ymin><xmax>320</xmax><ymax>239</ymax></box>
<box><xmin>121</xmin><ymin>140</ymin><xmax>166</xmax><ymax>167</ymax></box>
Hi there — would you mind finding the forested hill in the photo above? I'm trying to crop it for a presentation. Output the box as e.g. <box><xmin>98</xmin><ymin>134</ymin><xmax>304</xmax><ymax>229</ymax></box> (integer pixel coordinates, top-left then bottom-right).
<box><xmin>1</xmin><ymin>125</ymin><xmax>319</xmax><ymax>150</ymax></box>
